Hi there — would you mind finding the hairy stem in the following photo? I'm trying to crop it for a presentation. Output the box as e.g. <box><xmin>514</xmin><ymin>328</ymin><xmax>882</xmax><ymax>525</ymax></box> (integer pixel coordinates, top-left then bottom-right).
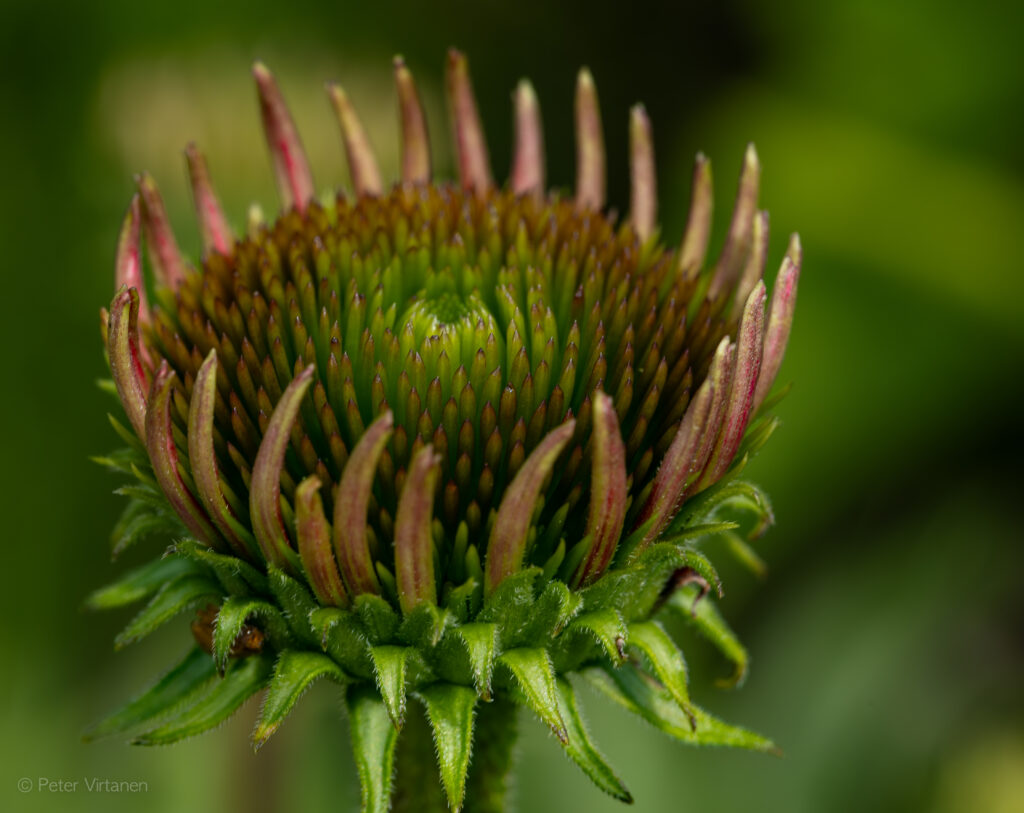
<box><xmin>391</xmin><ymin>695</ymin><xmax>519</xmax><ymax>813</ymax></box>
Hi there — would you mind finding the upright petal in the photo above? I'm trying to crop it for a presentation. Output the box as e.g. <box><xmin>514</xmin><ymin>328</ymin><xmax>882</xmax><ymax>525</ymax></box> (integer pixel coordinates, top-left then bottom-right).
<box><xmin>115</xmin><ymin>194</ymin><xmax>149</xmax><ymax>322</ymax></box>
<box><xmin>334</xmin><ymin>412</ymin><xmax>394</xmax><ymax>597</ymax></box>
<box><xmin>752</xmin><ymin>234</ymin><xmax>802</xmax><ymax>412</ymax></box>
<box><xmin>484</xmin><ymin>419</ymin><xmax>575</xmax><ymax>596</ymax></box>
<box><xmin>253</xmin><ymin>62</ymin><xmax>316</xmax><ymax>212</ymax></box>
<box><xmin>629</xmin><ymin>104</ymin><xmax>656</xmax><ymax>241</ymax></box>
<box><xmin>296</xmin><ymin>475</ymin><xmax>350</xmax><ymax>608</ymax></box>
<box><xmin>250</xmin><ymin>365</ymin><xmax>315</xmax><ymax>573</ymax></box>
<box><xmin>395</xmin><ymin>445</ymin><xmax>442</xmax><ymax>614</ymax></box>
<box><xmin>446</xmin><ymin>49</ymin><xmax>492</xmax><ymax>194</ymax></box>
<box><xmin>327</xmin><ymin>83</ymin><xmax>384</xmax><ymax>197</ymax></box>
<box><xmin>393</xmin><ymin>56</ymin><xmax>431</xmax><ymax>184</ymax></box>
<box><xmin>633</xmin><ymin>377</ymin><xmax>714</xmax><ymax>551</ymax></box>
<box><xmin>574</xmin><ymin>68</ymin><xmax>605</xmax><ymax>211</ymax></box>
<box><xmin>572</xmin><ymin>392</ymin><xmax>627</xmax><ymax>587</ymax></box>
<box><xmin>188</xmin><ymin>350</ymin><xmax>257</xmax><ymax>560</ymax></box>
<box><xmin>145</xmin><ymin>362</ymin><xmax>219</xmax><ymax>547</ymax></box>
<box><xmin>511</xmin><ymin>80</ymin><xmax>545</xmax><ymax>198</ymax></box>
<box><xmin>699</xmin><ymin>282</ymin><xmax>766</xmax><ymax>487</ymax></box>
<box><xmin>708</xmin><ymin>144</ymin><xmax>760</xmax><ymax>300</ymax></box>
<box><xmin>684</xmin><ymin>337</ymin><xmax>734</xmax><ymax>495</ymax></box>
<box><xmin>107</xmin><ymin>287</ymin><xmax>150</xmax><ymax>440</ymax></box>
<box><xmin>185</xmin><ymin>143</ymin><xmax>234</xmax><ymax>256</ymax></box>
<box><xmin>678</xmin><ymin>153</ymin><xmax>713</xmax><ymax>282</ymax></box>
<box><xmin>730</xmin><ymin>209</ymin><xmax>769</xmax><ymax>322</ymax></box>
<box><xmin>136</xmin><ymin>172</ymin><xmax>187</xmax><ymax>290</ymax></box>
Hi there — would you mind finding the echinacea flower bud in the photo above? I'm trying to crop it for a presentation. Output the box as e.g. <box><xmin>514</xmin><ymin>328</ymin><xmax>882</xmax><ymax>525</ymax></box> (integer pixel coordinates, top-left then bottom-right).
<box><xmin>88</xmin><ymin>51</ymin><xmax>802</xmax><ymax>812</ymax></box>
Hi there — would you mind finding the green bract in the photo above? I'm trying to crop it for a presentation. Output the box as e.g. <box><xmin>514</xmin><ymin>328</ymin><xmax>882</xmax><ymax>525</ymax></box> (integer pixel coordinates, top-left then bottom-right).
<box><xmin>89</xmin><ymin>49</ymin><xmax>802</xmax><ymax>812</ymax></box>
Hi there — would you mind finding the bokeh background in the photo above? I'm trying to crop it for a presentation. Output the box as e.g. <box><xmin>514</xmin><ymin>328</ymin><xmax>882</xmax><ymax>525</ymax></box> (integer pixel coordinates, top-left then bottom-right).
<box><xmin>1</xmin><ymin>0</ymin><xmax>1022</xmax><ymax>811</ymax></box>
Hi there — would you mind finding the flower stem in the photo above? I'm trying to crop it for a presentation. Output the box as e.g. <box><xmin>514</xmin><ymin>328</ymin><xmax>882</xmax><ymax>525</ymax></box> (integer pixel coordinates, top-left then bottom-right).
<box><xmin>391</xmin><ymin>695</ymin><xmax>519</xmax><ymax>813</ymax></box>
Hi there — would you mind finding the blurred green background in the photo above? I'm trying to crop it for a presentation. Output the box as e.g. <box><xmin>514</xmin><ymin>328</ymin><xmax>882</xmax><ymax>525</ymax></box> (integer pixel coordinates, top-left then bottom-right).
<box><xmin>1</xmin><ymin>0</ymin><xmax>1022</xmax><ymax>811</ymax></box>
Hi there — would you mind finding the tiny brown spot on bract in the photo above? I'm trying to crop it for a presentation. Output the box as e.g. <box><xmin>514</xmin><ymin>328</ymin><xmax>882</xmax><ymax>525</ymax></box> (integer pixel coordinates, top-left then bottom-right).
<box><xmin>190</xmin><ymin>604</ymin><xmax>265</xmax><ymax>658</ymax></box>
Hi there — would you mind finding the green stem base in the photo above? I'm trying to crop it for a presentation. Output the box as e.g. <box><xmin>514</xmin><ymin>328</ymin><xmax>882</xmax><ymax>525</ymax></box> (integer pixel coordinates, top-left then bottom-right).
<box><xmin>392</xmin><ymin>695</ymin><xmax>519</xmax><ymax>813</ymax></box>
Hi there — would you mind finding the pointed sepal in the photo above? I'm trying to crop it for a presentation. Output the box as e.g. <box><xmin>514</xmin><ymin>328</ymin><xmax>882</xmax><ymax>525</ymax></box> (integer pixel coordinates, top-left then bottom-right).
<box><xmin>132</xmin><ymin>653</ymin><xmax>272</xmax><ymax>746</ymax></box>
<box><xmin>115</xmin><ymin>574</ymin><xmax>220</xmax><ymax>649</ymax></box>
<box><xmin>83</xmin><ymin>647</ymin><xmax>216</xmax><ymax>741</ymax></box>
<box><xmin>253</xmin><ymin>650</ymin><xmax>350</xmax><ymax>750</ymax></box>
<box><xmin>451</xmin><ymin>622</ymin><xmax>497</xmax><ymax>699</ymax></box>
<box><xmin>211</xmin><ymin>597</ymin><xmax>290</xmax><ymax>673</ymax></box>
<box><xmin>555</xmin><ymin>677</ymin><xmax>632</xmax><ymax>802</ymax></box>
<box><xmin>347</xmin><ymin>686</ymin><xmax>399</xmax><ymax>813</ymax></box>
<box><xmin>665</xmin><ymin>584</ymin><xmax>749</xmax><ymax>688</ymax></box>
<box><xmin>626</xmin><ymin>621</ymin><xmax>695</xmax><ymax>725</ymax></box>
<box><xmin>370</xmin><ymin>645</ymin><xmax>409</xmax><ymax>727</ymax></box>
<box><xmin>564</xmin><ymin>610</ymin><xmax>628</xmax><ymax>667</ymax></box>
<box><xmin>83</xmin><ymin>554</ymin><xmax>197</xmax><ymax>611</ymax></box>
<box><xmin>415</xmin><ymin>684</ymin><xmax>478</xmax><ymax>811</ymax></box>
<box><xmin>498</xmin><ymin>648</ymin><xmax>566</xmax><ymax>742</ymax></box>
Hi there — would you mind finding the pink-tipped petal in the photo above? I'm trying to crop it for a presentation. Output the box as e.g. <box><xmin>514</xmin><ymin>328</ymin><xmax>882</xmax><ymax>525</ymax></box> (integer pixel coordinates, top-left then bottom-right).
<box><xmin>574</xmin><ymin>68</ymin><xmax>605</xmax><ymax>211</ymax></box>
<box><xmin>700</xmin><ymin>282</ymin><xmax>766</xmax><ymax>487</ymax></box>
<box><xmin>393</xmin><ymin>56</ymin><xmax>431</xmax><ymax>184</ymax></box>
<box><xmin>250</xmin><ymin>365</ymin><xmax>316</xmax><ymax>573</ymax></box>
<box><xmin>446</xmin><ymin>49</ymin><xmax>493</xmax><ymax>194</ymax></box>
<box><xmin>395</xmin><ymin>445</ymin><xmax>442</xmax><ymax>614</ymax></box>
<box><xmin>327</xmin><ymin>83</ymin><xmax>384</xmax><ymax>197</ymax></box>
<box><xmin>511</xmin><ymin>79</ymin><xmax>545</xmax><ymax>198</ymax></box>
<box><xmin>752</xmin><ymin>234</ymin><xmax>802</xmax><ymax>412</ymax></box>
<box><xmin>484</xmin><ymin>419</ymin><xmax>576</xmax><ymax>596</ymax></box>
<box><xmin>188</xmin><ymin>350</ymin><xmax>257</xmax><ymax>560</ymax></box>
<box><xmin>185</xmin><ymin>143</ymin><xmax>234</xmax><ymax>256</ymax></box>
<box><xmin>634</xmin><ymin>376</ymin><xmax>714</xmax><ymax>550</ymax></box>
<box><xmin>136</xmin><ymin>172</ymin><xmax>187</xmax><ymax>290</ymax></box>
<box><xmin>145</xmin><ymin>362</ymin><xmax>220</xmax><ymax>548</ymax></box>
<box><xmin>629</xmin><ymin>104</ymin><xmax>656</xmax><ymax>241</ymax></box>
<box><xmin>684</xmin><ymin>337</ymin><xmax>734</xmax><ymax>495</ymax></box>
<box><xmin>678</xmin><ymin>153</ymin><xmax>713</xmax><ymax>281</ymax></box>
<box><xmin>253</xmin><ymin>61</ymin><xmax>316</xmax><ymax>212</ymax></box>
<box><xmin>107</xmin><ymin>287</ymin><xmax>150</xmax><ymax>440</ymax></box>
<box><xmin>730</xmin><ymin>209</ymin><xmax>769</xmax><ymax>323</ymax></box>
<box><xmin>334</xmin><ymin>411</ymin><xmax>394</xmax><ymax>597</ymax></box>
<box><xmin>572</xmin><ymin>392</ymin><xmax>627</xmax><ymax>588</ymax></box>
<box><xmin>115</xmin><ymin>194</ymin><xmax>149</xmax><ymax>322</ymax></box>
<box><xmin>708</xmin><ymin>144</ymin><xmax>760</xmax><ymax>299</ymax></box>
<box><xmin>296</xmin><ymin>475</ymin><xmax>350</xmax><ymax>608</ymax></box>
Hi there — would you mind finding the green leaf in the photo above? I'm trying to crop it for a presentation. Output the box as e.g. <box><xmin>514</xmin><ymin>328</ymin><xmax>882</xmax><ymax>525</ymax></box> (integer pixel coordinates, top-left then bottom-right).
<box><xmin>133</xmin><ymin>653</ymin><xmax>273</xmax><ymax>745</ymax></box>
<box><xmin>267</xmin><ymin>566</ymin><xmax>319</xmax><ymax>648</ymax></box>
<box><xmin>355</xmin><ymin>594</ymin><xmax>401</xmax><ymax>644</ymax></box>
<box><xmin>416</xmin><ymin>683</ymin><xmax>477</xmax><ymax>811</ymax></box>
<box><xmin>212</xmin><ymin>597</ymin><xmax>291</xmax><ymax>673</ymax></box>
<box><xmin>347</xmin><ymin>686</ymin><xmax>399</xmax><ymax>813</ymax></box>
<box><xmin>498</xmin><ymin>648</ymin><xmax>566</xmax><ymax>742</ymax></box>
<box><xmin>176</xmin><ymin>538</ymin><xmax>269</xmax><ymax>596</ymax></box>
<box><xmin>115</xmin><ymin>575</ymin><xmax>220</xmax><ymax>649</ymax></box>
<box><xmin>554</xmin><ymin>677</ymin><xmax>632</xmax><ymax>802</ymax></box>
<box><xmin>370</xmin><ymin>645</ymin><xmax>408</xmax><ymax>727</ymax></box>
<box><xmin>83</xmin><ymin>647</ymin><xmax>215</xmax><ymax>741</ymax></box>
<box><xmin>665</xmin><ymin>585</ymin><xmax>749</xmax><ymax>687</ymax></box>
<box><xmin>452</xmin><ymin>622</ymin><xmax>497</xmax><ymax>699</ymax></box>
<box><xmin>583</xmin><ymin>664</ymin><xmax>777</xmax><ymax>753</ymax></box>
<box><xmin>310</xmin><ymin>607</ymin><xmax>373</xmax><ymax>677</ymax></box>
<box><xmin>109</xmin><ymin>498</ymin><xmax>177</xmax><ymax>557</ymax></box>
<box><xmin>253</xmin><ymin>650</ymin><xmax>350</xmax><ymax>749</ymax></box>
<box><xmin>660</xmin><ymin>521</ymin><xmax>739</xmax><ymax>547</ymax></box>
<box><xmin>627</xmin><ymin>621</ymin><xmax>695</xmax><ymax>725</ymax></box>
<box><xmin>564</xmin><ymin>610</ymin><xmax>627</xmax><ymax>666</ymax></box>
<box><xmin>84</xmin><ymin>555</ymin><xmax>198</xmax><ymax>611</ymax></box>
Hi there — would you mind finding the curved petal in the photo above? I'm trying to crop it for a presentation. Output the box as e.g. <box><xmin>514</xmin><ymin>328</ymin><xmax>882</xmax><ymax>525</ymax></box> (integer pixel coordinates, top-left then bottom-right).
<box><xmin>395</xmin><ymin>445</ymin><xmax>442</xmax><ymax>614</ymax></box>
